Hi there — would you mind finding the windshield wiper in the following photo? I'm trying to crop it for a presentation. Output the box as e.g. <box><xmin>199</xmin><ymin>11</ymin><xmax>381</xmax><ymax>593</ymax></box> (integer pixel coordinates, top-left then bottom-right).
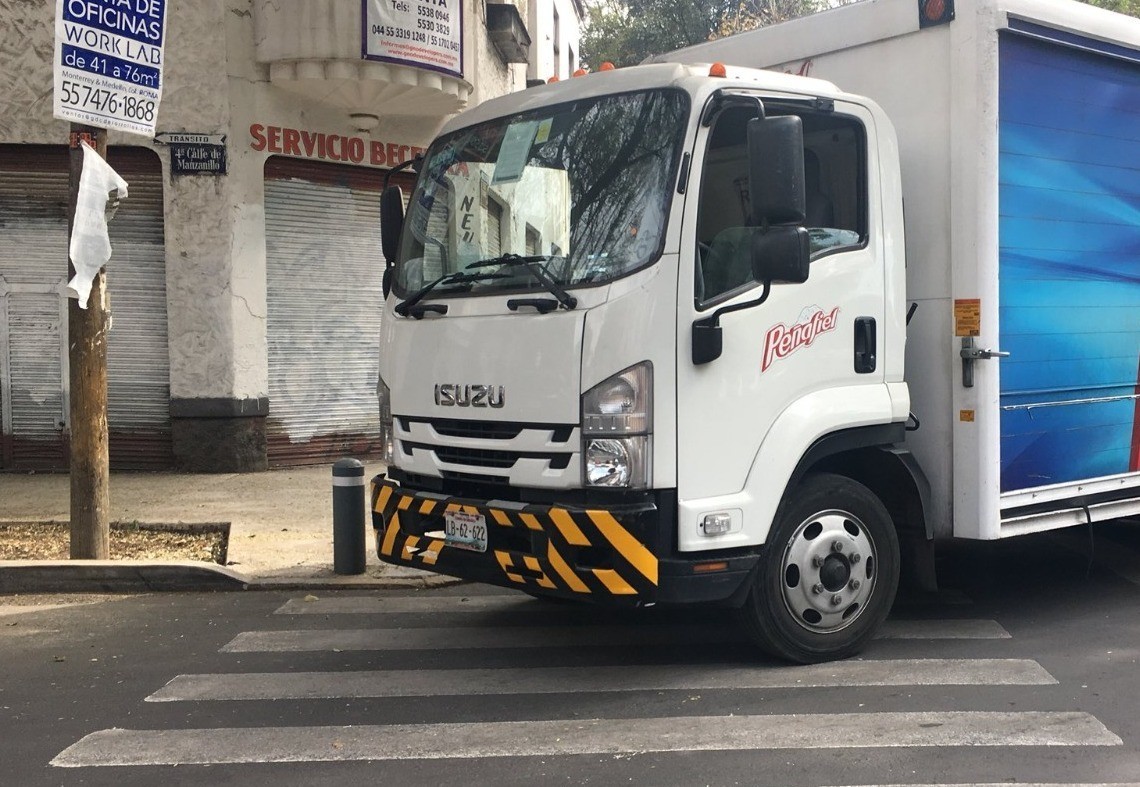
<box><xmin>467</xmin><ymin>254</ymin><xmax>577</xmax><ymax>310</ymax></box>
<box><xmin>394</xmin><ymin>270</ymin><xmax>509</xmax><ymax>317</ymax></box>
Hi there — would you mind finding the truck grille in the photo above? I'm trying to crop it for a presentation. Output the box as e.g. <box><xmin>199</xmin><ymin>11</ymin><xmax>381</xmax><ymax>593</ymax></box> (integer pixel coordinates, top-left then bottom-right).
<box><xmin>403</xmin><ymin>443</ymin><xmax>573</xmax><ymax>470</ymax></box>
<box><xmin>395</xmin><ymin>417</ymin><xmax>578</xmax><ymax>481</ymax></box>
<box><xmin>398</xmin><ymin>416</ymin><xmax>574</xmax><ymax>443</ymax></box>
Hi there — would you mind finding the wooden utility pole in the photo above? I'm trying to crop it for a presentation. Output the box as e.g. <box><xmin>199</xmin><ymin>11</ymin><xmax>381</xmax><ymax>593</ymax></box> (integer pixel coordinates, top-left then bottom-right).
<box><xmin>67</xmin><ymin>123</ymin><xmax>110</xmax><ymax>560</ymax></box>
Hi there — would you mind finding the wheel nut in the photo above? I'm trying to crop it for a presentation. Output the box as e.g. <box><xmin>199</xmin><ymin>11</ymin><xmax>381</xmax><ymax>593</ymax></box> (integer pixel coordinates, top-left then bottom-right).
<box><xmin>812</xmin><ymin>555</ymin><xmax>825</xmax><ymax>568</ymax></box>
<box><xmin>831</xmin><ymin>594</ymin><xmax>843</xmax><ymax>606</ymax></box>
<box><xmin>849</xmin><ymin>579</ymin><xmax>861</xmax><ymax>590</ymax></box>
<box><xmin>832</xmin><ymin>540</ymin><xmax>844</xmax><ymax>552</ymax></box>
<box><xmin>812</xmin><ymin>583</ymin><xmax>824</xmax><ymax>595</ymax></box>
<box><xmin>850</xmin><ymin>553</ymin><xmax>861</xmax><ymax>564</ymax></box>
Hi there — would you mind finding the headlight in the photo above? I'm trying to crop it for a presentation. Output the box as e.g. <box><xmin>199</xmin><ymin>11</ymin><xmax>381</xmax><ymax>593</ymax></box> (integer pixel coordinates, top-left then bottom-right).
<box><xmin>582</xmin><ymin>362</ymin><xmax>652</xmax><ymax>434</ymax></box>
<box><xmin>582</xmin><ymin>362</ymin><xmax>652</xmax><ymax>488</ymax></box>
<box><xmin>585</xmin><ymin>436</ymin><xmax>650</xmax><ymax>488</ymax></box>
<box><xmin>377</xmin><ymin>375</ymin><xmax>394</xmax><ymax>464</ymax></box>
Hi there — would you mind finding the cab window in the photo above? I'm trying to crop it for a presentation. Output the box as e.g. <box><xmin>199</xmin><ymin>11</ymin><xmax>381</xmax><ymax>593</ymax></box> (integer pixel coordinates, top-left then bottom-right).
<box><xmin>695</xmin><ymin>103</ymin><xmax>867</xmax><ymax>305</ymax></box>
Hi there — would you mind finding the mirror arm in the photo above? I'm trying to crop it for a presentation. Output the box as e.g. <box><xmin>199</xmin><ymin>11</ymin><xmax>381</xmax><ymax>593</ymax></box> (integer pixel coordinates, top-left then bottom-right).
<box><xmin>383</xmin><ymin>154</ymin><xmax>422</xmax><ymax>189</ymax></box>
<box><xmin>695</xmin><ymin>280</ymin><xmax>773</xmax><ymax>330</ymax></box>
<box><xmin>691</xmin><ymin>281</ymin><xmax>772</xmax><ymax>366</ymax></box>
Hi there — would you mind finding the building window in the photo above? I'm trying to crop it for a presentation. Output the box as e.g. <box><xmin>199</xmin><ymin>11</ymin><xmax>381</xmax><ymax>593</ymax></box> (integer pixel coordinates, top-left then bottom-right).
<box><xmin>553</xmin><ymin>7</ymin><xmax>561</xmax><ymax>78</ymax></box>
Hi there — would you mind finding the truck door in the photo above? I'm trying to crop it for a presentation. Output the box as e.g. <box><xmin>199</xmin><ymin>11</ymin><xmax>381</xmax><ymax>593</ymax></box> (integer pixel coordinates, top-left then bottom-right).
<box><xmin>675</xmin><ymin>98</ymin><xmax>890</xmax><ymax>553</ymax></box>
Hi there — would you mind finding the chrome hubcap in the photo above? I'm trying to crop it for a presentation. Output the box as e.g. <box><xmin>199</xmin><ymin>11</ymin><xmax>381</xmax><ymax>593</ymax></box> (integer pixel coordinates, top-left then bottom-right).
<box><xmin>780</xmin><ymin>510</ymin><xmax>878</xmax><ymax>634</ymax></box>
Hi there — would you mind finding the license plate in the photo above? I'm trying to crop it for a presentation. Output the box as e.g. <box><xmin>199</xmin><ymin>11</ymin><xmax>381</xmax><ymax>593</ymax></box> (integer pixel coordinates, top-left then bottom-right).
<box><xmin>443</xmin><ymin>510</ymin><xmax>487</xmax><ymax>553</ymax></box>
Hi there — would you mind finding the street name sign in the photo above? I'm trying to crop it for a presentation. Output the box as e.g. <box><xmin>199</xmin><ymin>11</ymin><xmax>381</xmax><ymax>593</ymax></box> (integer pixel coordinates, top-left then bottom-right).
<box><xmin>170</xmin><ymin>143</ymin><xmax>227</xmax><ymax>175</ymax></box>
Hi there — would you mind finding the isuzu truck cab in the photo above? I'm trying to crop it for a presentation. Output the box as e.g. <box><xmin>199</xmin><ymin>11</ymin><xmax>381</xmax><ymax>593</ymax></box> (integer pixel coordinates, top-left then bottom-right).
<box><xmin>371</xmin><ymin>0</ymin><xmax>1140</xmax><ymax>663</ymax></box>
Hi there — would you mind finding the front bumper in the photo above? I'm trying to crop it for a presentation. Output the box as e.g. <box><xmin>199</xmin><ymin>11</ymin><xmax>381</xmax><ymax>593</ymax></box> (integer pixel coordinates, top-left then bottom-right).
<box><xmin>371</xmin><ymin>475</ymin><xmax>760</xmax><ymax>605</ymax></box>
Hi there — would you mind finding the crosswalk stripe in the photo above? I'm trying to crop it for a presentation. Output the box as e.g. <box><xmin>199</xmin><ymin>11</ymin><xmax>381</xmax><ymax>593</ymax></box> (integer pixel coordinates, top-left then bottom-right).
<box><xmin>145</xmin><ymin>658</ymin><xmax>1056</xmax><ymax>702</ymax></box>
<box><xmin>50</xmin><ymin>711</ymin><xmax>1121</xmax><ymax>767</ymax></box>
<box><xmin>222</xmin><ymin>618</ymin><xmax>1009</xmax><ymax>653</ymax></box>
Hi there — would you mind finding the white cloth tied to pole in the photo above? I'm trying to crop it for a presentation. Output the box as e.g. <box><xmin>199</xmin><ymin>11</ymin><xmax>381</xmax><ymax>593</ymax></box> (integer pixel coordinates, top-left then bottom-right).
<box><xmin>67</xmin><ymin>141</ymin><xmax>128</xmax><ymax>309</ymax></box>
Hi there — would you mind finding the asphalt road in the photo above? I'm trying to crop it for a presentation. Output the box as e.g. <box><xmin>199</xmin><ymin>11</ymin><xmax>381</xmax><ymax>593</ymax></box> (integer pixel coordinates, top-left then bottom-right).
<box><xmin>4</xmin><ymin>523</ymin><xmax>1140</xmax><ymax>786</ymax></box>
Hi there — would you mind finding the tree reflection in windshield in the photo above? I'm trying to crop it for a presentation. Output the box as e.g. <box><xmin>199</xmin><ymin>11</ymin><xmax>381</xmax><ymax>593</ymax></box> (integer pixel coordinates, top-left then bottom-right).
<box><xmin>395</xmin><ymin>89</ymin><xmax>688</xmax><ymax>296</ymax></box>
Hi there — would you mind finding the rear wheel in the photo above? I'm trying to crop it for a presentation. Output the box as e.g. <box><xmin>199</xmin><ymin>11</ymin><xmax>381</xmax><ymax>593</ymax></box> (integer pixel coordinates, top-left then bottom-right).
<box><xmin>740</xmin><ymin>473</ymin><xmax>899</xmax><ymax>663</ymax></box>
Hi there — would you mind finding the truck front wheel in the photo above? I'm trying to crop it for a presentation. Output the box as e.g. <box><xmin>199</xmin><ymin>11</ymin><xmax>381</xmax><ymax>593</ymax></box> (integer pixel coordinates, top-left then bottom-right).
<box><xmin>740</xmin><ymin>473</ymin><xmax>899</xmax><ymax>663</ymax></box>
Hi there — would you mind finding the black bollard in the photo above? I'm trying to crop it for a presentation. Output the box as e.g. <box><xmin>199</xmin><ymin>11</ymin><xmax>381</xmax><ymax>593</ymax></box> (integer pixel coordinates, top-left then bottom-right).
<box><xmin>332</xmin><ymin>458</ymin><xmax>366</xmax><ymax>575</ymax></box>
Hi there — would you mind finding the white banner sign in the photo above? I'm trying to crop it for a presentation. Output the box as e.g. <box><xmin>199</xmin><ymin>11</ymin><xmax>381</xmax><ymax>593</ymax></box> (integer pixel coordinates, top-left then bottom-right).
<box><xmin>53</xmin><ymin>0</ymin><xmax>167</xmax><ymax>137</ymax></box>
<box><xmin>363</xmin><ymin>0</ymin><xmax>463</xmax><ymax>79</ymax></box>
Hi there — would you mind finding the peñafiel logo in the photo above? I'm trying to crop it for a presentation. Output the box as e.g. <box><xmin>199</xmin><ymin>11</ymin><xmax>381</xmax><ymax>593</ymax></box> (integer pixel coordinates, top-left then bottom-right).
<box><xmin>762</xmin><ymin>306</ymin><xmax>840</xmax><ymax>372</ymax></box>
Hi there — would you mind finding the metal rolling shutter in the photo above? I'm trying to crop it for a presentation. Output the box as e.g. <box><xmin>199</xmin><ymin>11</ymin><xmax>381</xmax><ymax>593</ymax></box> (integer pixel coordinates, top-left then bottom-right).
<box><xmin>0</xmin><ymin>149</ymin><xmax>71</xmax><ymax>468</ymax></box>
<box><xmin>0</xmin><ymin>146</ymin><xmax>170</xmax><ymax>470</ymax></box>
<box><xmin>263</xmin><ymin>158</ymin><xmax>413</xmax><ymax>466</ymax></box>
<box><xmin>102</xmin><ymin>150</ymin><xmax>172</xmax><ymax>469</ymax></box>
<box><xmin>487</xmin><ymin>200</ymin><xmax>503</xmax><ymax>257</ymax></box>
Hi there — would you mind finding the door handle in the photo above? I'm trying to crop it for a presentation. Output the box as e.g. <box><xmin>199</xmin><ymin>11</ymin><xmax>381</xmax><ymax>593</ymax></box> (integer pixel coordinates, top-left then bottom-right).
<box><xmin>960</xmin><ymin>337</ymin><xmax>1010</xmax><ymax>387</ymax></box>
<box><xmin>854</xmin><ymin>317</ymin><xmax>876</xmax><ymax>374</ymax></box>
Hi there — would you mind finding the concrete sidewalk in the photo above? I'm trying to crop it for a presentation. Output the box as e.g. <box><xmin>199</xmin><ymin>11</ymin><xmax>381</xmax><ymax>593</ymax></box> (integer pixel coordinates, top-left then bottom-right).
<box><xmin>0</xmin><ymin>463</ymin><xmax>456</xmax><ymax>592</ymax></box>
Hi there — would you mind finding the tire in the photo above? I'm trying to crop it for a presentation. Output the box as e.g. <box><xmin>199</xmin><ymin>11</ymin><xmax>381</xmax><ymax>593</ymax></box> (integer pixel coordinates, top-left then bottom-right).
<box><xmin>740</xmin><ymin>472</ymin><xmax>899</xmax><ymax>664</ymax></box>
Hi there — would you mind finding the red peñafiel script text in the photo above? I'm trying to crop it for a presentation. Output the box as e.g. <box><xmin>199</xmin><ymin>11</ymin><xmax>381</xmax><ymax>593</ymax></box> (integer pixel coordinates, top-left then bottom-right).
<box><xmin>762</xmin><ymin>306</ymin><xmax>840</xmax><ymax>371</ymax></box>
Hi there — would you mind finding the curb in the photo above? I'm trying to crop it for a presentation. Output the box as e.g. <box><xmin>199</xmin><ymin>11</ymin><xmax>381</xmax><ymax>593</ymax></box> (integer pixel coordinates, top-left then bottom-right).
<box><xmin>0</xmin><ymin>560</ymin><xmax>467</xmax><ymax>594</ymax></box>
<box><xmin>0</xmin><ymin>560</ymin><xmax>250</xmax><ymax>593</ymax></box>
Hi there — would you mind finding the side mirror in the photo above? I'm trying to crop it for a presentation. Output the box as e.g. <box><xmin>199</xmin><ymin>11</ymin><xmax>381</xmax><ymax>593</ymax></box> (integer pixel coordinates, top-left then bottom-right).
<box><xmin>747</xmin><ymin>115</ymin><xmax>805</xmax><ymax>226</ymax></box>
<box><xmin>380</xmin><ymin>185</ymin><xmax>405</xmax><ymax>264</ymax></box>
<box><xmin>692</xmin><ymin>322</ymin><xmax>723</xmax><ymax>366</ymax></box>
<box><xmin>752</xmin><ymin>226</ymin><xmax>810</xmax><ymax>285</ymax></box>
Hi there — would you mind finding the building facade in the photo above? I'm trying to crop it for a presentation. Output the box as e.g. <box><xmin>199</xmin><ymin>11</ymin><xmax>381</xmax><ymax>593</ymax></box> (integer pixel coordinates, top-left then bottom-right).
<box><xmin>529</xmin><ymin>0</ymin><xmax>584</xmax><ymax>81</ymax></box>
<box><xmin>0</xmin><ymin>0</ymin><xmax>580</xmax><ymax>472</ymax></box>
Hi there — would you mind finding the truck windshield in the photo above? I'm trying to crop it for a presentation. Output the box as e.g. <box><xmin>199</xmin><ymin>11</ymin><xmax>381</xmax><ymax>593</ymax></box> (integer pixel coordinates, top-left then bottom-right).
<box><xmin>394</xmin><ymin>89</ymin><xmax>688</xmax><ymax>298</ymax></box>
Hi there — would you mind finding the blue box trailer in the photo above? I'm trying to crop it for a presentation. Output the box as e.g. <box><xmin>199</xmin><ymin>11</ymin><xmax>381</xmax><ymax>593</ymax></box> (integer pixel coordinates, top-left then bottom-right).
<box><xmin>662</xmin><ymin>0</ymin><xmax>1140</xmax><ymax>540</ymax></box>
<box><xmin>997</xmin><ymin>26</ymin><xmax>1139</xmax><ymax>493</ymax></box>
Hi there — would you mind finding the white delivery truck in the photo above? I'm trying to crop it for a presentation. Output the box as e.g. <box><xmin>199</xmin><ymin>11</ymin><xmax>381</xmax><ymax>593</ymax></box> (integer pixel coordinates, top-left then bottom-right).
<box><xmin>371</xmin><ymin>0</ymin><xmax>1140</xmax><ymax>662</ymax></box>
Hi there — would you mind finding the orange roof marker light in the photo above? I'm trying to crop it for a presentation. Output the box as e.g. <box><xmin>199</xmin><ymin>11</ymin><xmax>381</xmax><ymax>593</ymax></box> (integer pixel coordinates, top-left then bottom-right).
<box><xmin>599</xmin><ymin>62</ymin><xmax>616</xmax><ymax>71</ymax></box>
<box><xmin>709</xmin><ymin>62</ymin><xmax>728</xmax><ymax>78</ymax></box>
<box><xmin>547</xmin><ymin>75</ymin><xmax>560</xmax><ymax>83</ymax></box>
<box><xmin>573</xmin><ymin>68</ymin><xmax>588</xmax><ymax>77</ymax></box>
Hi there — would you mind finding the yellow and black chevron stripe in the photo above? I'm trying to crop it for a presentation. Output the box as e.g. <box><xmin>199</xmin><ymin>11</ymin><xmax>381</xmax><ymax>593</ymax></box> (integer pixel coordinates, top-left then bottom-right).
<box><xmin>371</xmin><ymin>479</ymin><xmax>658</xmax><ymax>600</ymax></box>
